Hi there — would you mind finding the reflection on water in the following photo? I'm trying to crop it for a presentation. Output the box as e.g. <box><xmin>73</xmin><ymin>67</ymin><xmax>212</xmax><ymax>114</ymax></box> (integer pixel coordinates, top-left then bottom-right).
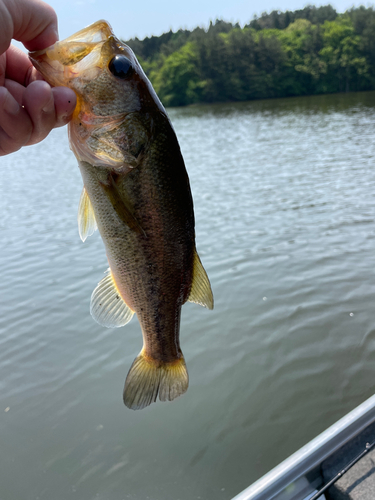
<box><xmin>1</xmin><ymin>92</ymin><xmax>375</xmax><ymax>499</ymax></box>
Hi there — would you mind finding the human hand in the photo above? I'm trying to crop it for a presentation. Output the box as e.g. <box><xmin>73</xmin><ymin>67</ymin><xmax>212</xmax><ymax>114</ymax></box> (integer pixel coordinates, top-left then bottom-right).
<box><xmin>0</xmin><ymin>0</ymin><xmax>77</xmax><ymax>155</ymax></box>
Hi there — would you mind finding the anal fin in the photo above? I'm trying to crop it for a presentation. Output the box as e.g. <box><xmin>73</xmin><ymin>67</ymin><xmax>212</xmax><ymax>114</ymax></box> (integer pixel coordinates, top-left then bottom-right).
<box><xmin>90</xmin><ymin>270</ymin><xmax>134</xmax><ymax>328</ymax></box>
<box><xmin>188</xmin><ymin>250</ymin><xmax>214</xmax><ymax>309</ymax></box>
<box><xmin>78</xmin><ymin>187</ymin><xmax>97</xmax><ymax>242</ymax></box>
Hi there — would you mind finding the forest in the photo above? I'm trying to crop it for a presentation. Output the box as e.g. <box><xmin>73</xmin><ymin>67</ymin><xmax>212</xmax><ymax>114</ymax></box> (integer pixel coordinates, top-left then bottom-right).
<box><xmin>124</xmin><ymin>5</ymin><xmax>375</xmax><ymax>106</ymax></box>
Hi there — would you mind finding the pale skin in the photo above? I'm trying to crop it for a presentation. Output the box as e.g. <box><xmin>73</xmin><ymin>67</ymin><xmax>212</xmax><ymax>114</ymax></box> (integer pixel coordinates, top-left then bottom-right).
<box><xmin>0</xmin><ymin>0</ymin><xmax>76</xmax><ymax>155</ymax></box>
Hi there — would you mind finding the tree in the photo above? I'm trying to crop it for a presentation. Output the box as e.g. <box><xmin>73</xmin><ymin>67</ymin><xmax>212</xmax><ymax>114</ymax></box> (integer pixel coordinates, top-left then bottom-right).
<box><xmin>125</xmin><ymin>6</ymin><xmax>375</xmax><ymax>106</ymax></box>
<box><xmin>152</xmin><ymin>43</ymin><xmax>203</xmax><ymax>106</ymax></box>
<box><xmin>320</xmin><ymin>16</ymin><xmax>368</xmax><ymax>92</ymax></box>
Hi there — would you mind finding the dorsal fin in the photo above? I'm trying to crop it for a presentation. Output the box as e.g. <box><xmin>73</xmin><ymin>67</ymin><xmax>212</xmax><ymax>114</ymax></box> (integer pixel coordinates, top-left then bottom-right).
<box><xmin>90</xmin><ymin>270</ymin><xmax>134</xmax><ymax>328</ymax></box>
<box><xmin>78</xmin><ymin>187</ymin><xmax>97</xmax><ymax>242</ymax></box>
<box><xmin>188</xmin><ymin>250</ymin><xmax>214</xmax><ymax>309</ymax></box>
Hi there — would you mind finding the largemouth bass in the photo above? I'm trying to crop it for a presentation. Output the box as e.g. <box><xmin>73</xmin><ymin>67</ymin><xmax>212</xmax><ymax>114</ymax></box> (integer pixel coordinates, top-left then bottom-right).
<box><xmin>29</xmin><ymin>20</ymin><xmax>213</xmax><ymax>410</ymax></box>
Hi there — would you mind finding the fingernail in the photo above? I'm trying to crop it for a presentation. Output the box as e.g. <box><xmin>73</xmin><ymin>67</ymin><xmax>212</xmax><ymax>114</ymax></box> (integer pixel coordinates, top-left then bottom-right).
<box><xmin>51</xmin><ymin>25</ymin><xmax>59</xmax><ymax>42</ymax></box>
<box><xmin>42</xmin><ymin>95</ymin><xmax>55</xmax><ymax>113</ymax></box>
<box><xmin>4</xmin><ymin>94</ymin><xmax>20</xmax><ymax>115</ymax></box>
<box><xmin>60</xmin><ymin>115</ymin><xmax>70</xmax><ymax>123</ymax></box>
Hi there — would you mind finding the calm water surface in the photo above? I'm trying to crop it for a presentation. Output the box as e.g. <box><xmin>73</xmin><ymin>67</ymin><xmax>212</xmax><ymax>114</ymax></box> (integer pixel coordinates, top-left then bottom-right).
<box><xmin>1</xmin><ymin>92</ymin><xmax>375</xmax><ymax>500</ymax></box>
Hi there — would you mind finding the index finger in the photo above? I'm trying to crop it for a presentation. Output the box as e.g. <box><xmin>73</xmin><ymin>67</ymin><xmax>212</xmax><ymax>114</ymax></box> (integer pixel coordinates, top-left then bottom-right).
<box><xmin>0</xmin><ymin>0</ymin><xmax>58</xmax><ymax>54</ymax></box>
<box><xmin>5</xmin><ymin>45</ymin><xmax>40</xmax><ymax>87</ymax></box>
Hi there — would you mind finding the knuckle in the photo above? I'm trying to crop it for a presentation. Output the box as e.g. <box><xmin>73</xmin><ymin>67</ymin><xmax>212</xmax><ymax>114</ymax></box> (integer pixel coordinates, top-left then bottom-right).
<box><xmin>0</xmin><ymin>135</ymin><xmax>23</xmax><ymax>155</ymax></box>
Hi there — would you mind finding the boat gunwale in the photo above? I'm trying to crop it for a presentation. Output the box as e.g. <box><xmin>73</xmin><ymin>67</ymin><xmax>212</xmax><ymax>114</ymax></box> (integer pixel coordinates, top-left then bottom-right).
<box><xmin>232</xmin><ymin>393</ymin><xmax>375</xmax><ymax>500</ymax></box>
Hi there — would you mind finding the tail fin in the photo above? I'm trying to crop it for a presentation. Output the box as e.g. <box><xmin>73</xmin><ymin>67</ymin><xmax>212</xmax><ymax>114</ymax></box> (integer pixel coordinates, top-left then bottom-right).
<box><xmin>123</xmin><ymin>351</ymin><xmax>189</xmax><ymax>410</ymax></box>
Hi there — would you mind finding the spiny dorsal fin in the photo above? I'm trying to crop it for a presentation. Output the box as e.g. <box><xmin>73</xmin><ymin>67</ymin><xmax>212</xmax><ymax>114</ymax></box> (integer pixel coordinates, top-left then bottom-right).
<box><xmin>78</xmin><ymin>187</ymin><xmax>97</xmax><ymax>242</ymax></box>
<box><xmin>123</xmin><ymin>350</ymin><xmax>189</xmax><ymax>410</ymax></box>
<box><xmin>90</xmin><ymin>270</ymin><xmax>134</xmax><ymax>328</ymax></box>
<box><xmin>188</xmin><ymin>250</ymin><xmax>214</xmax><ymax>310</ymax></box>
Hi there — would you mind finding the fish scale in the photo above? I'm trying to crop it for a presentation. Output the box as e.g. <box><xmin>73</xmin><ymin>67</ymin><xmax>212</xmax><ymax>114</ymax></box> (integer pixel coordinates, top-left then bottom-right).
<box><xmin>29</xmin><ymin>20</ymin><xmax>213</xmax><ymax>410</ymax></box>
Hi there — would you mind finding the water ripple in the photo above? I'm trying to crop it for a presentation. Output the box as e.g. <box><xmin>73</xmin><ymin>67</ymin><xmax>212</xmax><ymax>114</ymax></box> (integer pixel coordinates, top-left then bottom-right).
<box><xmin>2</xmin><ymin>93</ymin><xmax>375</xmax><ymax>499</ymax></box>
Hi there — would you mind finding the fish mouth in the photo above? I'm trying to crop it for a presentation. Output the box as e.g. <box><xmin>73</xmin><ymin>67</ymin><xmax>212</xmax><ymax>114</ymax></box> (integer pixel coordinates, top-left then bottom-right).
<box><xmin>29</xmin><ymin>20</ymin><xmax>114</xmax><ymax>86</ymax></box>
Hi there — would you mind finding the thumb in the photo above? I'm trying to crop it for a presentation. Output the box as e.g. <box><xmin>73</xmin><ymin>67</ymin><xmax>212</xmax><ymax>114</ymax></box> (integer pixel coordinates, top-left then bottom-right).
<box><xmin>0</xmin><ymin>0</ymin><xmax>58</xmax><ymax>53</ymax></box>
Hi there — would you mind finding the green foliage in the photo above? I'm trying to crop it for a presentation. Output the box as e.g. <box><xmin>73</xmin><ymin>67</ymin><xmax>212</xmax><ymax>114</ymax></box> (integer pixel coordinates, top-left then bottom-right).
<box><xmin>124</xmin><ymin>7</ymin><xmax>375</xmax><ymax>106</ymax></box>
<box><xmin>152</xmin><ymin>42</ymin><xmax>203</xmax><ymax>106</ymax></box>
<box><xmin>246</xmin><ymin>5</ymin><xmax>337</xmax><ymax>31</ymax></box>
<box><xmin>319</xmin><ymin>16</ymin><xmax>368</xmax><ymax>92</ymax></box>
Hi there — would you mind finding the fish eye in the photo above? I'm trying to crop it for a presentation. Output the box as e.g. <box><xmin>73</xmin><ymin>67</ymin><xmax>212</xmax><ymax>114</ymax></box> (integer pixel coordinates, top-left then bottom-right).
<box><xmin>108</xmin><ymin>55</ymin><xmax>133</xmax><ymax>78</ymax></box>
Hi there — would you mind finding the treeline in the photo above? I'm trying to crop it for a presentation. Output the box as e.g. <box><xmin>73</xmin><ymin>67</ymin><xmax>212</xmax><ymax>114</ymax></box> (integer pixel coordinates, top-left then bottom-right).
<box><xmin>125</xmin><ymin>6</ymin><xmax>375</xmax><ymax>106</ymax></box>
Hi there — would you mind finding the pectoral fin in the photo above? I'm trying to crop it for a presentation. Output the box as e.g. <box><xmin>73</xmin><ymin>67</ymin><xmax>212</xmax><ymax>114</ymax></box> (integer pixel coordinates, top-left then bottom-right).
<box><xmin>188</xmin><ymin>250</ymin><xmax>214</xmax><ymax>309</ymax></box>
<box><xmin>78</xmin><ymin>187</ymin><xmax>97</xmax><ymax>242</ymax></box>
<box><xmin>90</xmin><ymin>269</ymin><xmax>134</xmax><ymax>328</ymax></box>
<box><xmin>100</xmin><ymin>174</ymin><xmax>146</xmax><ymax>237</ymax></box>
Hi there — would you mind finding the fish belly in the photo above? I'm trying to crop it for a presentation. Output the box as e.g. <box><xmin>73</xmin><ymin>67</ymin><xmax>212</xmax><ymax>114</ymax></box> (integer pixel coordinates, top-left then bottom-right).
<box><xmin>79</xmin><ymin>157</ymin><xmax>194</xmax><ymax>409</ymax></box>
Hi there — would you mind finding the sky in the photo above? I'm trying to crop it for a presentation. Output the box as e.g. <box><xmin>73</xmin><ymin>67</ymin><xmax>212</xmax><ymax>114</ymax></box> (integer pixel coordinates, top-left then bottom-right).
<box><xmin>42</xmin><ymin>0</ymin><xmax>373</xmax><ymax>41</ymax></box>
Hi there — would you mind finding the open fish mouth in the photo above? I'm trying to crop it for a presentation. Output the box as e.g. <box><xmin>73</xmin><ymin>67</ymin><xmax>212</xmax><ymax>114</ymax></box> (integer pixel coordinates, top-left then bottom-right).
<box><xmin>29</xmin><ymin>20</ymin><xmax>115</xmax><ymax>86</ymax></box>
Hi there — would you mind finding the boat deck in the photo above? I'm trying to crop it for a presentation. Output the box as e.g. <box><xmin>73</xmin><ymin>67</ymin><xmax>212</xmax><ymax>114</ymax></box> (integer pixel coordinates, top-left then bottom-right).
<box><xmin>321</xmin><ymin>420</ymin><xmax>375</xmax><ymax>499</ymax></box>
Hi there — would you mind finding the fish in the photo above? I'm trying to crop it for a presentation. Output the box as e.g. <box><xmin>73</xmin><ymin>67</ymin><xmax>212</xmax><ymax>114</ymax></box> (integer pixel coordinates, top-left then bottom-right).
<box><xmin>29</xmin><ymin>20</ymin><xmax>213</xmax><ymax>410</ymax></box>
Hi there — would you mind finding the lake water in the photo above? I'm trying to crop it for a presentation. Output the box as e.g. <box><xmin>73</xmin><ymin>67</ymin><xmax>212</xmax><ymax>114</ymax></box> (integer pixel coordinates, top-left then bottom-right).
<box><xmin>1</xmin><ymin>92</ymin><xmax>375</xmax><ymax>500</ymax></box>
